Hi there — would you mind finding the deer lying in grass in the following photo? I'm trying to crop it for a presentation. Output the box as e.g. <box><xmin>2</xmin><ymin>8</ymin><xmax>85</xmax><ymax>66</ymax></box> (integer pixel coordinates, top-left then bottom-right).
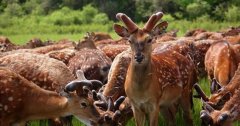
<box><xmin>0</xmin><ymin>36</ymin><xmax>16</xmax><ymax>52</ymax></box>
<box><xmin>114</xmin><ymin>12</ymin><xmax>196</xmax><ymax>126</ymax></box>
<box><xmin>0</xmin><ymin>67</ymin><xmax>101</xmax><ymax>126</ymax></box>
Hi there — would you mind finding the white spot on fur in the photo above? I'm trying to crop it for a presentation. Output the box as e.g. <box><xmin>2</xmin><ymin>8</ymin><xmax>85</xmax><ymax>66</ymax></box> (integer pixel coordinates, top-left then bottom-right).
<box><xmin>8</xmin><ymin>97</ymin><xmax>13</xmax><ymax>101</ymax></box>
<box><xmin>159</xmin><ymin>78</ymin><xmax>162</xmax><ymax>83</ymax></box>
<box><xmin>4</xmin><ymin>105</ymin><xmax>8</xmax><ymax>111</ymax></box>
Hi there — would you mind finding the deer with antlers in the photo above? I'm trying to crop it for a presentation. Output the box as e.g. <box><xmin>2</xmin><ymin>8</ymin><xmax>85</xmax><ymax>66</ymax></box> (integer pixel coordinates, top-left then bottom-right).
<box><xmin>0</xmin><ymin>67</ymin><xmax>102</xmax><ymax>126</ymax></box>
<box><xmin>199</xmin><ymin>88</ymin><xmax>240</xmax><ymax>126</ymax></box>
<box><xmin>114</xmin><ymin>12</ymin><xmax>196</xmax><ymax>126</ymax></box>
<box><xmin>194</xmin><ymin>61</ymin><xmax>240</xmax><ymax>111</ymax></box>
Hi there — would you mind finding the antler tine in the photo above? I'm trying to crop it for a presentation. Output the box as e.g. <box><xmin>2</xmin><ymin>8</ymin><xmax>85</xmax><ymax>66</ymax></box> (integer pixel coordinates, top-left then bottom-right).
<box><xmin>143</xmin><ymin>12</ymin><xmax>164</xmax><ymax>32</ymax></box>
<box><xmin>107</xmin><ymin>97</ymin><xmax>114</xmax><ymax>111</ymax></box>
<box><xmin>114</xmin><ymin>96</ymin><xmax>125</xmax><ymax>111</ymax></box>
<box><xmin>193</xmin><ymin>83</ymin><xmax>209</xmax><ymax>101</ymax></box>
<box><xmin>154</xmin><ymin>12</ymin><xmax>164</xmax><ymax>24</ymax></box>
<box><xmin>116</xmin><ymin>13</ymin><xmax>138</xmax><ymax>33</ymax></box>
<box><xmin>202</xmin><ymin>99</ymin><xmax>214</xmax><ymax>113</ymax></box>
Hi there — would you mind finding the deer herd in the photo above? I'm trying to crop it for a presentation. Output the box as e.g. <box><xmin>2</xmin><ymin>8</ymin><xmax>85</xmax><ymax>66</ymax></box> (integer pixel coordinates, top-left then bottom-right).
<box><xmin>0</xmin><ymin>12</ymin><xmax>240</xmax><ymax>126</ymax></box>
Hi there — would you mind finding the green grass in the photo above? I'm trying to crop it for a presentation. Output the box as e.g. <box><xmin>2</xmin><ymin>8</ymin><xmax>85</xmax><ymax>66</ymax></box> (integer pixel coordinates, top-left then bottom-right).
<box><xmin>3</xmin><ymin>32</ymin><xmax>120</xmax><ymax>45</ymax></box>
<box><xmin>2</xmin><ymin>19</ymin><xmax>239</xmax><ymax>45</ymax></box>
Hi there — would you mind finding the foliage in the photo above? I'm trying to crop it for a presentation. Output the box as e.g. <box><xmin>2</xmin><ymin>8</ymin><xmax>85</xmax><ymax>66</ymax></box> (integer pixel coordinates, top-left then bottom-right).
<box><xmin>0</xmin><ymin>0</ymin><xmax>239</xmax><ymax>22</ymax></box>
<box><xmin>224</xmin><ymin>5</ymin><xmax>240</xmax><ymax>22</ymax></box>
<box><xmin>4</xmin><ymin>2</ymin><xmax>24</xmax><ymax>16</ymax></box>
<box><xmin>186</xmin><ymin>0</ymin><xmax>211</xmax><ymax>20</ymax></box>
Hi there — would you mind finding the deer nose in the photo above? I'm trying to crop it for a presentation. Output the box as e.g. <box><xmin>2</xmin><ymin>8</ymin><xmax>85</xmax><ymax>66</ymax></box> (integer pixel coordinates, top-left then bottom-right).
<box><xmin>134</xmin><ymin>52</ymin><xmax>144</xmax><ymax>63</ymax></box>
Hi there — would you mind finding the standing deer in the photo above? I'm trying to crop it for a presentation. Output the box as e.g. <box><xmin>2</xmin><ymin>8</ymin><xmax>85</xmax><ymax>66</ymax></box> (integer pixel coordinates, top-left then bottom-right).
<box><xmin>114</xmin><ymin>12</ymin><xmax>196</xmax><ymax>126</ymax></box>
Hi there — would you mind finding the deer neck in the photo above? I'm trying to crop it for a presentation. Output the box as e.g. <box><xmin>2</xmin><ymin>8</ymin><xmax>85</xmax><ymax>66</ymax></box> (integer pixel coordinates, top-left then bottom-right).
<box><xmin>24</xmin><ymin>88</ymin><xmax>70</xmax><ymax>120</ymax></box>
<box><xmin>128</xmin><ymin>55</ymin><xmax>152</xmax><ymax>88</ymax></box>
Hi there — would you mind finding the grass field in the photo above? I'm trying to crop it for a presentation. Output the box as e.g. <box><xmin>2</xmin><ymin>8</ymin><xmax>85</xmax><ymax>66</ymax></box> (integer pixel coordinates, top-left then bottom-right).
<box><xmin>2</xmin><ymin>19</ymin><xmax>239</xmax><ymax>45</ymax></box>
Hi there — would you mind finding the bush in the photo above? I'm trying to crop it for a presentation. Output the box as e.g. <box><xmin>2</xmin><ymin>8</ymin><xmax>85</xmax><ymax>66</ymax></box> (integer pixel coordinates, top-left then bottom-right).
<box><xmin>196</xmin><ymin>14</ymin><xmax>211</xmax><ymax>22</ymax></box>
<box><xmin>186</xmin><ymin>1</ymin><xmax>210</xmax><ymax>20</ymax></box>
<box><xmin>79</xmin><ymin>4</ymin><xmax>98</xmax><ymax>24</ymax></box>
<box><xmin>4</xmin><ymin>3</ymin><xmax>24</xmax><ymax>17</ymax></box>
<box><xmin>93</xmin><ymin>13</ymin><xmax>110</xmax><ymax>24</ymax></box>
<box><xmin>213</xmin><ymin>4</ymin><xmax>225</xmax><ymax>21</ymax></box>
<box><xmin>162</xmin><ymin>14</ymin><xmax>175</xmax><ymax>22</ymax></box>
<box><xmin>224</xmin><ymin>5</ymin><xmax>240</xmax><ymax>22</ymax></box>
<box><xmin>0</xmin><ymin>14</ymin><xmax>13</xmax><ymax>28</ymax></box>
<box><xmin>46</xmin><ymin>7</ymin><xmax>81</xmax><ymax>25</ymax></box>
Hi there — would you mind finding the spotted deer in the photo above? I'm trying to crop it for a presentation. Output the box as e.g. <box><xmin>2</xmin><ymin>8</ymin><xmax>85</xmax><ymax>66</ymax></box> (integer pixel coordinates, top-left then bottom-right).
<box><xmin>0</xmin><ymin>53</ymin><xmax>75</xmax><ymax>92</ymax></box>
<box><xmin>94</xmin><ymin>49</ymin><xmax>133</xmax><ymax>126</ymax></box>
<box><xmin>0</xmin><ymin>36</ymin><xmax>17</xmax><ymax>52</ymax></box>
<box><xmin>204</xmin><ymin>41</ymin><xmax>240</xmax><ymax>93</ymax></box>
<box><xmin>200</xmin><ymin>88</ymin><xmax>240</xmax><ymax>126</ymax></box>
<box><xmin>114</xmin><ymin>12</ymin><xmax>196</xmax><ymax>126</ymax></box>
<box><xmin>205</xmin><ymin>42</ymin><xmax>237</xmax><ymax>90</ymax></box>
<box><xmin>0</xmin><ymin>67</ymin><xmax>101</xmax><ymax>126</ymax></box>
<box><xmin>194</xmin><ymin>62</ymin><xmax>240</xmax><ymax>111</ymax></box>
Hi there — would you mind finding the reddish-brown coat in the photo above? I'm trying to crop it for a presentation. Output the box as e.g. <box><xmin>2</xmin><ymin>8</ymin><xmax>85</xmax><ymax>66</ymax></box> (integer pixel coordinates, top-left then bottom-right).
<box><xmin>0</xmin><ymin>67</ymin><xmax>100</xmax><ymax>126</ymax></box>
<box><xmin>0</xmin><ymin>53</ymin><xmax>75</xmax><ymax>92</ymax></box>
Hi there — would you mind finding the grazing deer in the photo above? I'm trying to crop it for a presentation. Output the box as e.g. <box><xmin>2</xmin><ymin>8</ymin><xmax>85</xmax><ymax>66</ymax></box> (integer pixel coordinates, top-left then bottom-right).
<box><xmin>200</xmin><ymin>88</ymin><xmax>240</xmax><ymax>126</ymax></box>
<box><xmin>194</xmin><ymin>62</ymin><xmax>240</xmax><ymax>110</ymax></box>
<box><xmin>205</xmin><ymin>41</ymin><xmax>240</xmax><ymax>93</ymax></box>
<box><xmin>114</xmin><ymin>12</ymin><xmax>196</xmax><ymax>126</ymax></box>
<box><xmin>205</xmin><ymin>42</ymin><xmax>237</xmax><ymax>87</ymax></box>
<box><xmin>0</xmin><ymin>67</ymin><xmax>101</xmax><ymax>126</ymax></box>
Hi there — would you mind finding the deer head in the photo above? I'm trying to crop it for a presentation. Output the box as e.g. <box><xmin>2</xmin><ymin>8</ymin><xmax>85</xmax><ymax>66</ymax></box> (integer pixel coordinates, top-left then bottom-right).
<box><xmin>194</xmin><ymin>83</ymin><xmax>231</xmax><ymax>110</ymax></box>
<box><xmin>113</xmin><ymin>12</ymin><xmax>168</xmax><ymax>64</ymax></box>
<box><xmin>200</xmin><ymin>102</ymin><xmax>233</xmax><ymax>126</ymax></box>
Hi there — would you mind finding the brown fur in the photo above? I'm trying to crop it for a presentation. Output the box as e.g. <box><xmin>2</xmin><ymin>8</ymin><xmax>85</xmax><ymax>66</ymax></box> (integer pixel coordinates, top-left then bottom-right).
<box><xmin>0</xmin><ymin>36</ymin><xmax>16</xmax><ymax>52</ymax></box>
<box><xmin>68</xmin><ymin>48</ymin><xmax>112</xmax><ymax>83</ymax></box>
<box><xmin>113</xmin><ymin>12</ymin><xmax>196</xmax><ymax>125</ymax></box>
<box><xmin>203</xmin><ymin>89</ymin><xmax>240</xmax><ymax>126</ymax></box>
<box><xmin>0</xmin><ymin>67</ymin><xmax>100</xmax><ymax>126</ymax></box>
<box><xmin>208</xmin><ymin>63</ymin><xmax>240</xmax><ymax>108</ymax></box>
<box><xmin>205</xmin><ymin>41</ymin><xmax>238</xmax><ymax>86</ymax></box>
<box><xmin>100</xmin><ymin>44</ymin><xmax>129</xmax><ymax>61</ymax></box>
<box><xmin>0</xmin><ymin>53</ymin><xmax>75</xmax><ymax>92</ymax></box>
<box><xmin>185</xmin><ymin>29</ymin><xmax>207</xmax><ymax>37</ymax></box>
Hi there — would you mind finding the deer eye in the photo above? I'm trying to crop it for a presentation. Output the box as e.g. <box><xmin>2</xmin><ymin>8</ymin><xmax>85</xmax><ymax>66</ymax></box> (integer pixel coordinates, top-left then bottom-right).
<box><xmin>146</xmin><ymin>38</ymin><xmax>153</xmax><ymax>43</ymax></box>
<box><xmin>128</xmin><ymin>39</ymin><xmax>132</xmax><ymax>44</ymax></box>
<box><xmin>80</xmin><ymin>100</ymin><xmax>89</xmax><ymax>108</ymax></box>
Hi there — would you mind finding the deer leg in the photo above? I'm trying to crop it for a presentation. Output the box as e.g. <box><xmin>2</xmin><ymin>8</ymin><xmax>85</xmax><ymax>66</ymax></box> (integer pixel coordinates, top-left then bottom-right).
<box><xmin>180</xmin><ymin>91</ymin><xmax>193</xmax><ymax>126</ymax></box>
<box><xmin>132</xmin><ymin>106</ymin><xmax>146</xmax><ymax>126</ymax></box>
<box><xmin>160</xmin><ymin>106</ymin><xmax>176</xmax><ymax>126</ymax></box>
<box><xmin>149</xmin><ymin>107</ymin><xmax>159</xmax><ymax>126</ymax></box>
<box><xmin>12</xmin><ymin>121</ymin><xmax>26</xmax><ymax>126</ymax></box>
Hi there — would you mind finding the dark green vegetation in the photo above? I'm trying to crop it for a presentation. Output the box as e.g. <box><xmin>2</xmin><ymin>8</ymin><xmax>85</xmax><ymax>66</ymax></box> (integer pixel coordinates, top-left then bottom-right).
<box><xmin>0</xmin><ymin>0</ymin><xmax>239</xmax><ymax>44</ymax></box>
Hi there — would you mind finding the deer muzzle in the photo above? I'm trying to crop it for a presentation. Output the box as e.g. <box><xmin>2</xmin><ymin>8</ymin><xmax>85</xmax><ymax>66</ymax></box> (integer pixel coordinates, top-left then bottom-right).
<box><xmin>134</xmin><ymin>52</ymin><xmax>144</xmax><ymax>63</ymax></box>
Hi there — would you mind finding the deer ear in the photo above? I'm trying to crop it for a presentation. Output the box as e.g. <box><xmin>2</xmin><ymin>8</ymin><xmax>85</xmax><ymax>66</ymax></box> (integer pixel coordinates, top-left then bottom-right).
<box><xmin>113</xmin><ymin>24</ymin><xmax>130</xmax><ymax>37</ymax></box>
<box><xmin>151</xmin><ymin>21</ymin><xmax>168</xmax><ymax>36</ymax></box>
